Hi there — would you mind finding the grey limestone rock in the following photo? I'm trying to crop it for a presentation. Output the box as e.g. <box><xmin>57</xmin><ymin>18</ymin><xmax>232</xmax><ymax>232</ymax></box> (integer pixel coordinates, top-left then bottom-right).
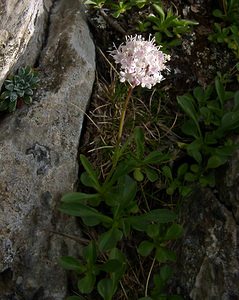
<box><xmin>0</xmin><ymin>0</ymin><xmax>95</xmax><ymax>299</ymax></box>
<box><xmin>0</xmin><ymin>0</ymin><xmax>53</xmax><ymax>89</ymax></box>
<box><xmin>172</xmin><ymin>184</ymin><xmax>239</xmax><ymax>299</ymax></box>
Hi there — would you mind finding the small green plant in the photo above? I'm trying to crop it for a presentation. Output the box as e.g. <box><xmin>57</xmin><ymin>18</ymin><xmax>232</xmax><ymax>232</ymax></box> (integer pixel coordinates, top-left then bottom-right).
<box><xmin>85</xmin><ymin>0</ymin><xmax>197</xmax><ymax>49</ymax></box>
<box><xmin>209</xmin><ymin>0</ymin><xmax>239</xmax><ymax>58</ymax></box>
<box><xmin>176</xmin><ymin>76</ymin><xmax>239</xmax><ymax>189</ymax></box>
<box><xmin>137</xmin><ymin>4</ymin><xmax>198</xmax><ymax>48</ymax></box>
<box><xmin>85</xmin><ymin>0</ymin><xmax>150</xmax><ymax>13</ymax></box>
<box><xmin>212</xmin><ymin>0</ymin><xmax>239</xmax><ymax>25</ymax></box>
<box><xmin>60</xmin><ymin>148</ymin><xmax>180</xmax><ymax>299</ymax></box>
<box><xmin>0</xmin><ymin>66</ymin><xmax>39</xmax><ymax>112</ymax></box>
<box><xmin>208</xmin><ymin>23</ymin><xmax>239</xmax><ymax>58</ymax></box>
<box><xmin>160</xmin><ymin>163</ymin><xmax>195</xmax><ymax>197</ymax></box>
<box><xmin>60</xmin><ymin>242</ymin><xmax>127</xmax><ymax>298</ymax></box>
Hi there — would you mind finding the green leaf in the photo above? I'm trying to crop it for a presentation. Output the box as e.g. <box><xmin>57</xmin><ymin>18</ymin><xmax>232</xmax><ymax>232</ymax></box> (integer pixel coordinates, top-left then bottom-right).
<box><xmin>160</xmin><ymin>265</ymin><xmax>173</xmax><ymax>282</ymax></box>
<box><xmin>97</xmin><ymin>278</ymin><xmax>115</xmax><ymax>300</ymax></box>
<box><xmin>184</xmin><ymin>172</ymin><xmax>198</xmax><ymax>182</ymax></box>
<box><xmin>105</xmin><ymin>174</ymin><xmax>137</xmax><ymax>210</ymax></box>
<box><xmin>152</xmin><ymin>274</ymin><xmax>164</xmax><ymax>294</ymax></box>
<box><xmin>213</xmin><ymin>9</ymin><xmax>224</xmax><ymax>18</ymax></box>
<box><xmin>5</xmin><ymin>83</ymin><xmax>14</xmax><ymax>91</ymax></box>
<box><xmin>59</xmin><ymin>202</ymin><xmax>112</xmax><ymax>224</ymax></box>
<box><xmin>138</xmin><ymin>240</ymin><xmax>154</xmax><ymax>256</ymax></box>
<box><xmin>78</xmin><ymin>273</ymin><xmax>95</xmax><ymax>294</ymax></box>
<box><xmin>81</xmin><ymin>216</ymin><xmax>101</xmax><ymax>226</ymax></box>
<box><xmin>153</xmin><ymin>4</ymin><xmax>165</xmax><ymax>21</ymax></box>
<box><xmin>190</xmin><ymin>164</ymin><xmax>199</xmax><ymax>173</ymax></box>
<box><xmin>215</xmin><ymin>77</ymin><xmax>225</xmax><ymax>107</ymax></box>
<box><xmin>61</xmin><ymin>192</ymin><xmax>101</xmax><ymax>204</ymax></box>
<box><xmin>134</xmin><ymin>127</ymin><xmax>144</xmax><ymax>159</ymax></box>
<box><xmin>181</xmin><ymin>119</ymin><xmax>200</xmax><ymax>139</ymax></box>
<box><xmin>186</xmin><ymin>140</ymin><xmax>202</xmax><ymax>164</ymax></box>
<box><xmin>17</xmin><ymin>90</ymin><xmax>25</xmax><ymax>97</ymax></box>
<box><xmin>166</xmin><ymin>181</ymin><xmax>179</xmax><ymax>195</ymax></box>
<box><xmin>104</xmin><ymin>161</ymin><xmax>134</xmax><ymax>188</ymax></box>
<box><xmin>164</xmin><ymin>223</ymin><xmax>183</xmax><ymax>240</ymax></box>
<box><xmin>83</xmin><ymin>241</ymin><xmax>97</xmax><ymax>264</ymax></box>
<box><xmin>144</xmin><ymin>151</ymin><xmax>170</xmax><ymax>164</ymax></box>
<box><xmin>155</xmin><ymin>247</ymin><xmax>176</xmax><ymax>262</ymax></box>
<box><xmin>109</xmin><ymin>247</ymin><xmax>126</xmax><ymax>262</ymax></box>
<box><xmin>59</xmin><ymin>256</ymin><xmax>85</xmax><ymax>272</ymax></box>
<box><xmin>134</xmin><ymin>0</ymin><xmax>147</xmax><ymax>9</ymax></box>
<box><xmin>193</xmin><ymin>86</ymin><xmax>205</xmax><ymax>104</ymax></box>
<box><xmin>177</xmin><ymin>94</ymin><xmax>201</xmax><ymax>137</ymax></box>
<box><xmin>99</xmin><ymin>228</ymin><xmax>123</xmax><ymax>252</ymax></box>
<box><xmin>84</xmin><ymin>0</ymin><xmax>98</xmax><ymax>4</ymax></box>
<box><xmin>219</xmin><ymin>111</ymin><xmax>239</xmax><ymax>133</ymax></box>
<box><xmin>207</xmin><ymin>155</ymin><xmax>228</xmax><ymax>169</ymax></box>
<box><xmin>109</xmin><ymin>248</ymin><xmax>126</xmax><ymax>285</ymax></box>
<box><xmin>80</xmin><ymin>172</ymin><xmax>97</xmax><ymax>188</ymax></box>
<box><xmin>100</xmin><ymin>259</ymin><xmax>122</xmax><ymax>273</ymax></box>
<box><xmin>162</xmin><ymin>165</ymin><xmax>173</xmax><ymax>180</ymax></box>
<box><xmin>200</xmin><ymin>107</ymin><xmax>211</xmax><ymax>123</ymax></box>
<box><xmin>179</xmin><ymin>186</ymin><xmax>192</xmax><ymax>197</ymax></box>
<box><xmin>214</xmin><ymin>144</ymin><xmax>238</xmax><ymax>157</ymax></box>
<box><xmin>117</xmin><ymin>175</ymin><xmax>136</xmax><ymax>200</ymax></box>
<box><xmin>146</xmin><ymin>223</ymin><xmax>159</xmax><ymax>238</ymax></box>
<box><xmin>199</xmin><ymin>172</ymin><xmax>215</xmax><ymax>187</ymax></box>
<box><xmin>204</xmin><ymin>132</ymin><xmax>218</xmax><ymax>145</ymax></box>
<box><xmin>144</xmin><ymin>167</ymin><xmax>159</xmax><ymax>182</ymax></box>
<box><xmin>133</xmin><ymin>168</ymin><xmax>144</xmax><ymax>182</ymax></box>
<box><xmin>9</xmin><ymin>92</ymin><xmax>18</xmax><ymax>103</ymax></box>
<box><xmin>23</xmin><ymin>95</ymin><xmax>32</xmax><ymax>105</ymax></box>
<box><xmin>25</xmin><ymin>88</ymin><xmax>34</xmax><ymax>96</ymax></box>
<box><xmin>80</xmin><ymin>155</ymin><xmax>101</xmax><ymax>191</ymax></box>
<box><xmin>18</xmin><ymin>67</ymin><xmax>25</xmax><ymax>77</ymax></box>
<box><xmin>177</xmin><ymin>163</ymin><xmax>188</xmax><ymax>178</ymax></box>
<box><xmin>0</xmin><ymin>91</ymin><xmax>10</xmax><ymax>100</ymax></box>
<box><xmin>127</xmin><ymin>209</ymin><xmax>176</xmax><ymax>231</ymax></box>
<box><xmin>205</xmin><ymin>84</ymin><xmax>214</xmax><ymax>99</ymax></box>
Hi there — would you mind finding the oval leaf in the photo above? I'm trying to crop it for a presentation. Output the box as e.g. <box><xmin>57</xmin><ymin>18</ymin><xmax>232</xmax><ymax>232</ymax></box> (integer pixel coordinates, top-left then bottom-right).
<box><xmin>61</xmin><ymin>192</ymin><xmax>100</xmax><ymax>203</ymax></box>
<box><xmin>138</xmin><ymin>240</ymin><xmax>154</xmax><ymax>256</ymax></box>
<box><xmin>59</xmin><ymin>256</ymin><xmax>85</xmax><ymax>272</ymax></box>
<box><xmin>97</xmin><ymin>278</ymin><xmax>115</xmax><ymax>300</ymax></box>
<box><xmin>164</xmin><ymin>223</ymin><xmax>183</xmax><ymax>240</ymax></box>
<box><xmin>99</xmin><ymin>228</ymin><xmax>123</xmax><ymax>252</ymax></box>
<box><xmin>78</xmin><ymin>273</ymin><xmax>95</xmax><ymax>294</ymax></box>
<box><xmin>80</xmin><ymin>155</ymin><xmax>101</xmax><ymax>191</ymax></box>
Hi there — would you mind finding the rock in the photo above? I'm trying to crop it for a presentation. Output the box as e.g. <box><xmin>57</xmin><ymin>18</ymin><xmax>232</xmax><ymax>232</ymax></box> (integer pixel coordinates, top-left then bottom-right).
<box><xmin>0</xmin><ymin>0</ymin><xmax>53</xmax><ymax>89</ymax></box>
<box><xmin>172</xmin><ymin>187</ymin><xmax>239</xmax><ymax>300</ymax></box>
<box><xmin>218</xmin><ymin>144</ymin><xmax>239</xmax><ymax>223</ymax></box>
<box><xmin>0</xmin><ymin>0</ymin><xmax>95</xmax><ymax>299</ymax></box>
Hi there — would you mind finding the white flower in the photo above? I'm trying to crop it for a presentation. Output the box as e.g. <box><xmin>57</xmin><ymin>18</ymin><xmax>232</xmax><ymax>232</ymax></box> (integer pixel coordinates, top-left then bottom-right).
<box><xmin>110</xmin><ymin>35</ymin><xmax>170</xmax><ymax>89</ymax></box>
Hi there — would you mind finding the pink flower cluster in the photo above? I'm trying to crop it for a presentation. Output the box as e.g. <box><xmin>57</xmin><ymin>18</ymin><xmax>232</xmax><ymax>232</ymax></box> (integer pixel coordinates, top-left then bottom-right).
<box><xmin>110</xmin><ymin>35</ymin><xmax>170</xmax><ymax>89</ymax></box>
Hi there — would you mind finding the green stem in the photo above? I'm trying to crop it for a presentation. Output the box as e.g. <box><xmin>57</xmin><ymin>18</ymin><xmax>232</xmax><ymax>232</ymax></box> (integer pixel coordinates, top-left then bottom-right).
<box><xmin>102</xmin><ymin>86</ymin><xmax>134</xmax><ymax>190</ymax></box>
<box><xmin>117</xmin><ymin>86</ymin><xmax>134</xmax><ymax>144</ymax></box>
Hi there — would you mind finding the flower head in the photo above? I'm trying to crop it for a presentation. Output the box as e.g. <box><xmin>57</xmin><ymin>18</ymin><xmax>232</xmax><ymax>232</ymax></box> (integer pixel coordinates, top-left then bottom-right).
<box><xmin>110</xmin><ymin>35</ymin><xmax>170</xmax><ymax>89</ymax></box>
